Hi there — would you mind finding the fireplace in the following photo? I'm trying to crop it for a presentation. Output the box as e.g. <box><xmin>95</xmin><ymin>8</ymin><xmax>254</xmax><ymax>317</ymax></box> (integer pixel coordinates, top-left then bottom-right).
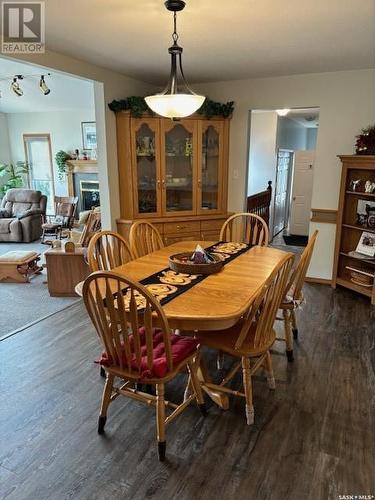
<box><xmin>80</xmin><ymin>180</ymin><xmax>100</xmax><ymax>211</ymax></box>
<box><xmin>66</xmin><ymin>160</ymin><xmax>99</xmax><ymax>216</ymax></box>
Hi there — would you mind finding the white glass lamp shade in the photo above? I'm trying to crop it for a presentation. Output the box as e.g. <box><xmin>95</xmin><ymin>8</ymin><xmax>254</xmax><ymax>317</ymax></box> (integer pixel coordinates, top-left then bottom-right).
<box><xmin>145</xmin><ymin>93</ymin><xmax>205</xmax><ymax>119</ymax></box>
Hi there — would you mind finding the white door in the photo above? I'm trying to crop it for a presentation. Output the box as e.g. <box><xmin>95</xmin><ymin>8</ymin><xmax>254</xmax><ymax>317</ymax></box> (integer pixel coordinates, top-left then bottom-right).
<box><xmin>289</xmin><ymin>150</ymin><xmax>315</xmax><ymax>235</ymax></box>
<box><xmin>273</xmin><ymin>149</ymin><xmax>293</xmax><ymax>237</ymax></box>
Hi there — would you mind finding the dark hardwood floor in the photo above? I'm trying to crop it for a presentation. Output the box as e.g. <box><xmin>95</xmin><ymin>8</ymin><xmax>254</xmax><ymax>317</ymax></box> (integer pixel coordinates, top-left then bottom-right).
<box><xmin>0</xmin><ymin>283</ymin><xmax>374</xmax><ymax>500</ymax></box>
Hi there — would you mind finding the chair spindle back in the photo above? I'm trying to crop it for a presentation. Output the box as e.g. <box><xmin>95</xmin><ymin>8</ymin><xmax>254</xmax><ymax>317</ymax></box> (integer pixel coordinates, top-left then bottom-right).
<box><xmin>285</xmin><ymin>230</ymin><xmax>318</xmax><ymax>301</ymax></box>
<box><xmin>235</xmin><ymin>253</ymin><xmax>294</xmax><ymax>350</ymax></box>
<box><xmin>54</xmin><ymin>196</ymin><xmax>79</xmax><ymax>229</ymax></box>
<box><xmin>129</xmin><ymin>220</ymin><xmax>164</xmax><ymax>258</ymax></box>
<box><xmin>88</xmin><ymin>230</ymin><xmax>134</xmax><ymax>272</ymax></box>
<box><xmin>83</xmin><ymin>271</ymin><xmax>173</xmax><ymax>377</ymax></box>
<box><xmin>220</xmin><ymin>213</ymin><xmax>269</xmax><ymax>246</ymax></box>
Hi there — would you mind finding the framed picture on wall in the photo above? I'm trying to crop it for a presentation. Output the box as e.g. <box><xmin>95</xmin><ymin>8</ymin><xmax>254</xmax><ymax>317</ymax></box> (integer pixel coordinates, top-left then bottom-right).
<box><xmin>81</xmin><ymin>121</ymin><xmax>97</xmax><ymax>150</ymax></box>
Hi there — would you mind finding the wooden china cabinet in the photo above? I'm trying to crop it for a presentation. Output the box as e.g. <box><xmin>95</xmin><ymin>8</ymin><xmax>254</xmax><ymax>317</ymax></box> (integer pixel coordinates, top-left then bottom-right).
<box><xmin>115</xmin><ymin>111</ymin><xmax>232</xmax><ymax>244</ymax></box>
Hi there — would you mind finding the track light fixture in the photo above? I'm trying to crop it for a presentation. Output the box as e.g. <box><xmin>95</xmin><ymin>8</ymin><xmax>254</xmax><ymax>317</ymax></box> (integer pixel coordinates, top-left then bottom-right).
<box><xmin>39</xmin><ymin>74</ymin><xmax>51</xmax><ymax>95</ymax></box>
<box><xmin>0</xmin><ymin>72</ymin><xmax>52</xmax><ymax>98</ymax></box>
<box><xmin>11</xmin><ymin>76</ymin><xmax>23</xmax><ymax>96</ymax></box>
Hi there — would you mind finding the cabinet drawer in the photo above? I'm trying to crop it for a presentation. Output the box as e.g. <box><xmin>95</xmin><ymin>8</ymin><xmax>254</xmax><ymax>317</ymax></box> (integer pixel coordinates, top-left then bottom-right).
<box><xmin>151</xmin><ymin>222</ymin><xmax>164</xmax><ymax>234</ymax></box>
<box><xmin>164</xmin><ymin>232</ymin><xmax>201</xmax><ymax>246</ymax></box>
<box><xmin>163</xmin><ymin>221</ymin><xmax>200</xmax><ymax>235</ymax></box>
<box><xmin>201</xmin><ymin>230</ymin><xmax>221</xmax><ymax>241</ymax></box>
<box><xmin>201</xmin><ymin>219</ymin><xmax>226</xmax><ymax>232</ymax></box>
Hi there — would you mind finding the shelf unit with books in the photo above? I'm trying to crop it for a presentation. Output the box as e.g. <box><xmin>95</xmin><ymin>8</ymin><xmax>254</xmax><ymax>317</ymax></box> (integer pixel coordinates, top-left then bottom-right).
<box><xmin>333</xmin><ymin>155</ymin><xmax>375</xmax><ymax>305</ymax></box>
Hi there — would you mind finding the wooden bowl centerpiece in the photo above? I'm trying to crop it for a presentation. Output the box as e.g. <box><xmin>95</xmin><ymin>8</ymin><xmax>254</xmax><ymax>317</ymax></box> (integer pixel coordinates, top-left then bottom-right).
<box><xmin>169</xmin><ymin>248</ymin><xmax>224</xmax><ymax>275</ymax></box>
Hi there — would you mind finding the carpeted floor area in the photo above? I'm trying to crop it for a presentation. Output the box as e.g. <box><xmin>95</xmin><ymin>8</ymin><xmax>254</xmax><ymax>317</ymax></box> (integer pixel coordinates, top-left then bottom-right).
<box><xmin>0</xmin><ymin>240</ymin><xmax>47</xmax><ymax>258</ymax></box>
<box><xmin>0</xmin><ymin>240</ymin><xmax>80</xmax><ymax>339</ymax></box>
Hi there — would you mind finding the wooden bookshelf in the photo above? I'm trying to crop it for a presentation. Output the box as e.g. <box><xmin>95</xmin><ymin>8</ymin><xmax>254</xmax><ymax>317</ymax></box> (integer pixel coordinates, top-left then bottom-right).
<box><xmin>332</xmin><ymin>155</ymin><xmax>375</xmax><ymax>305</ymax></box>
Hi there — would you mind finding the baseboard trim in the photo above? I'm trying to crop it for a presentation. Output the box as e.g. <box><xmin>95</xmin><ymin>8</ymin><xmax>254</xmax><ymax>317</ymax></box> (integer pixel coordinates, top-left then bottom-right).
<box><xmin>305</xmin><ymin>277</ymin><xmax>332</xmax><ymax>285</ymax></box>
<box><xmin>310</xmin><ymin>208</ymin><xmax>337</xmax><ymax>224</ymax></box>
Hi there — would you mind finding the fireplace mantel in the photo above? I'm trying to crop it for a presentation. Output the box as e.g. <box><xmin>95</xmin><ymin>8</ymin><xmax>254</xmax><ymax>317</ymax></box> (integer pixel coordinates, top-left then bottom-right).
<box><xmin>66</xmin><ymin>160</ymin><xmax>98</xmax><ymax>197</ymax></box>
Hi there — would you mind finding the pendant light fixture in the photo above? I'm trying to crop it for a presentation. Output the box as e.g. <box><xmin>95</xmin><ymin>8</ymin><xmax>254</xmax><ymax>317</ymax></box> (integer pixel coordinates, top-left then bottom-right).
<box><xmin>145</xmin><ymin>0</ymin><xmax>205</xmax><ymax>119</ymax></box>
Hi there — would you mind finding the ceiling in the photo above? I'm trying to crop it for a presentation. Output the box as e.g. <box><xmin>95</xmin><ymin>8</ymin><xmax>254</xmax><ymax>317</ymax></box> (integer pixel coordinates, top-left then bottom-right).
<box><xmin>287</xmin><ymin>108</ymin><xmax>319</xmax><ymax>128</ymax></box>
<box><xmin>43</xmin><ymin>0</ymin><xmax>375</xmax><ymax>84</ymax></box>
<box><xmin>0</xmin><ymin>58</ymin><xmax>94</xmax><ymax>113</ymax></box>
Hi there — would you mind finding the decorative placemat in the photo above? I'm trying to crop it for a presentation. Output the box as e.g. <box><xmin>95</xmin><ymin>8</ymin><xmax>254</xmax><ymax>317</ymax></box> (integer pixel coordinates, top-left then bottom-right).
<box><xmin>112</xmin><ymin>241</ymin><xmax>251</xmax><ymax>310</ymax></box>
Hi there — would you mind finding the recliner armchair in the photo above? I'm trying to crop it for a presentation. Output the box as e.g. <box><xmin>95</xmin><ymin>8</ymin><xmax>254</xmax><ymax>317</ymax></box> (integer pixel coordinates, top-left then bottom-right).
<box><xmin>0</xmin><ymin>188</ymin><xmax>47</xmax><ymax>242</ymax></box>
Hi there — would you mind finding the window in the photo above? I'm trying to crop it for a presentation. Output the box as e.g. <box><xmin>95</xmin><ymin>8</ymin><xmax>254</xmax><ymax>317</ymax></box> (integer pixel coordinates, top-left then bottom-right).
<box><xmin>23</xmin><ymin>134</ymin><xmax>55</xmax><ymax>214</ymax></box>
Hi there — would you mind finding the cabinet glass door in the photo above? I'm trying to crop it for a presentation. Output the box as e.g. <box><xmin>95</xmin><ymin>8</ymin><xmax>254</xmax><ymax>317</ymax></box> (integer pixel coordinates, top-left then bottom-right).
<box><xmin>199</xmin><ymin>121</ymin><xmax>223</xmax><ymax>213</ymax></box>
<box><xmin>162</xmin><ymin>121</ymin><xmax>196</xmax><ymax>215</ymax></box>
<box><xmin>132</xmin><ymin>120</ymin><xmax>161</xmax><ymax>216</ymax></box>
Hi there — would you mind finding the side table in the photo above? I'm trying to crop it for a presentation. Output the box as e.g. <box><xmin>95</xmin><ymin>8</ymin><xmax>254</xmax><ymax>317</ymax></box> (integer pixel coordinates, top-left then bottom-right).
<box><xmin>45</xmin><ymin>247</ymin><xmax>90</xmax><ymax>297</ymax></box>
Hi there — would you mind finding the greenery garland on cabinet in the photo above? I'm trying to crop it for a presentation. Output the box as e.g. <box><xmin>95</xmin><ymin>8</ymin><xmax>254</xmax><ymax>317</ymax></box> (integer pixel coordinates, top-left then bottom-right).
<box><xmin>108</xmin><ymin>96</ymin><xmax>234</xmax><ymax>119</ymax></box>
<box><xmin>355</xmin><ymin>124</ymin><xmax>375</xmax><ymax>155</ymax></box>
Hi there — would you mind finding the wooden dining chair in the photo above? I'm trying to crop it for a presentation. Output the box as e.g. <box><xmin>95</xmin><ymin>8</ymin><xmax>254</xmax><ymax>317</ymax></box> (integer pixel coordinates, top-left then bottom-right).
<box><xmin>129</xmin><ymin>220</ymin><xmax>164</xmax><ymax>258</ymax></box>
<box><xmin>220</xmin><ymin>213</ymin><xmax>269</xmax><ymax>246</ymax></box>
<box><xmin>88</xmin><ymin>231</ymin><xmax>135</xmax><ymax>378</ymax></box>
<box><xmin>195</xmin><ymin>252</ymin><xmax>294</xmax><ymax>425</ymax></box>
<box><xmin>82</xmin><ymin>271</ymin><xmax>206</xmax><ymax>461</ymax></box>
<box><xmin>277</xmin><ymin>230</ymin><xmax>318</xmax><ymax>362</ymax></box>
<box><xmin>87</xmin><ymin>230</ymin><xmax>134</xmax><ymax>272</ymax></box>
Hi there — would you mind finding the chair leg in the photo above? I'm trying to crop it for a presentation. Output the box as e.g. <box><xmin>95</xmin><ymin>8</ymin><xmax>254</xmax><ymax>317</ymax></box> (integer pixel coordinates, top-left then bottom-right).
<box><xmin>98</xmin><ymin>373</ymin><xmax>114</xmax><ymax>434</ymax></box>
<box><xmin>241</xmin><ymin>357</ymin><xmax>254</xmax><ymax>425</ymax></box>
<box><xmin>291</xmin><ymin>309</ymin><xmax>298</xmax><ymax>339</ymax></box>
<box><xmin>283</xmin><ymin>309</ymin><xmax>294</xmax><ymax>362</ymax></box>
<box><xmin>156</xmin><ymin>383</ymin><xmax>166</xmax><ymax>461</ymax></box>
<box><xmin>216</xmin><ymin>351</ymin><xmax>225</xmax><ymax>370</ymax></box>
<box><xmin>264</xmin><ymin>351</ymin><xmax>276</xmax><ymax>389</ymax></box>
<box><xmin>184</xmin><ymin>374</ymin><xmax>192</xmax><ymax>401</ymax></box>
<box><xmin>188</xmin><ymin>358</ymin><xmax>207</xmax><ymax>417</ymax></box>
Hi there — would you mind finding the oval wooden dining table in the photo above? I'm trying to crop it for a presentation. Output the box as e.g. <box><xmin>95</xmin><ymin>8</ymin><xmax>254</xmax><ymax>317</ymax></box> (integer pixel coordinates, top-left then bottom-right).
<box><xmin>75</xmin><ymin>241</ymin><xmax>292</xmax><ymax>408</ymax></box>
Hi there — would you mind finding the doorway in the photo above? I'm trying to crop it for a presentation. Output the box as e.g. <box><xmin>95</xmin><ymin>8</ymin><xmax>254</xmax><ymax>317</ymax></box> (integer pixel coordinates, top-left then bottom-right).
<box><xmin>247</xmin><ymin>107</ymin><xmax>319</xmax><ymax>245</ymax></box>
<box><xmin>289</xmin><ymin>150</ymin><xmax>315</xmax><ymax>235</ymax></box>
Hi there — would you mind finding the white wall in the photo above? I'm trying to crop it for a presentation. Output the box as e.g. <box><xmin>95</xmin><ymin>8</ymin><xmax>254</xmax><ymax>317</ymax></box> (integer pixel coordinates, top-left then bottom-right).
<box><xmin>277</xmin><ymin>117</ymin><xmax>310</xmax><ymax>151</ymax></box>
<box><xmin>306</xmin><ymin>128</ymin><xmax>318</xmax><ymax>150</ymax></box>
<box><xmin>13</xmin><ymin>50</ymin><xmax>156</xmax><ymax>229</ymax></box>
<box><xmin>0</xmin><ymin>113</ymin><xmax>11</xmax><ymax>164</ymax></box>
<box><xmin>248</xmin><ymin>111</ymin><xmax>278</xmax><ymax>197</ymax></box>
<box><xmin>6</xmin><ymin>109</ymin><xmax>95</xmax><ymax>196</ymax></box>
<box><xmin>195</xmin><ymin>69</ymin><xmax>375</xmax><ymax>280</ymax></box>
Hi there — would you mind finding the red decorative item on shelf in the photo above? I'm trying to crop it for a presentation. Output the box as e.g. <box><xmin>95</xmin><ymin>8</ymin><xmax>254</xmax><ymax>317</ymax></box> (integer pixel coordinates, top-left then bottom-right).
<box><xmin>355</xmin><ymin>124</ymin><xmax>375</xmax><ymax>155</ymax></box>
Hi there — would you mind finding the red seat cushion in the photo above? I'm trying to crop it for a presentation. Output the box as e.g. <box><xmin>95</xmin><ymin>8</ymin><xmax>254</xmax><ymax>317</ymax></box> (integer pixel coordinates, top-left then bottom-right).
<box><xmin>98</xmin><ymin>327</ymin><xmax>198</xmax><ymax>380</ymax></box>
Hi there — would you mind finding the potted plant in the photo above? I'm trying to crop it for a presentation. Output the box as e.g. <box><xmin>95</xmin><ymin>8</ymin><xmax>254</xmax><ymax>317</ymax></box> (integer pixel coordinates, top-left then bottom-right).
<box><xmin>55</xmin><ymin>150</ymin><xmax>72</xmax><ymax>180</ymax></box>
<box><xmin>0</xmin><ymin>162</ymin><xmax>30</xmax><ymax>197</ymax></box>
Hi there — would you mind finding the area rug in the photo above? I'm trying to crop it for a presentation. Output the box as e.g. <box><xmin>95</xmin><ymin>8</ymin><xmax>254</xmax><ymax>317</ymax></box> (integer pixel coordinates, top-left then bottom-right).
<box><xmin>0</xmin><ymin>241</ymin><xmax>80</xmax><ymax>339</ymax></box>
<box><xmin>283</xmin><ymin>234</ymin><xmax>308</xmax><ymax>247</ymax></box>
